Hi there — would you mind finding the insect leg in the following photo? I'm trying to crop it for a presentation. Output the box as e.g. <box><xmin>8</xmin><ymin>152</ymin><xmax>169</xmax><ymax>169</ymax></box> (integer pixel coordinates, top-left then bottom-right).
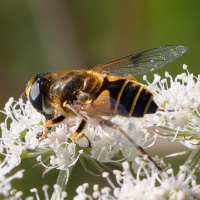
<box><xmin>71</xmin><ymin>119</ymin><xmax>92</xmax><ymax>147</ymax></box>
<box><xmin>38</xmin><ymin>115</ymin><xmax>66</xmax><ymax>140</ymax></box>
<box><xmin>159</xmin><ymin>108</ymin><xmax>175</xmax><ymax>112</ymax></box>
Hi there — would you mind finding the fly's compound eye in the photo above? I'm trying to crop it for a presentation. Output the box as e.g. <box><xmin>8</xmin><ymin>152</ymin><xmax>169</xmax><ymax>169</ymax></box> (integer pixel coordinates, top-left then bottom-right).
<box><xmin>29</xmin><ymin>76</ymin><xmax>52</xmax><ymax>118</ymax></box>
<box><xmin>29</xmin><ymin>79</ymin><xmax>45</xmax><ymax>112</ymax></box>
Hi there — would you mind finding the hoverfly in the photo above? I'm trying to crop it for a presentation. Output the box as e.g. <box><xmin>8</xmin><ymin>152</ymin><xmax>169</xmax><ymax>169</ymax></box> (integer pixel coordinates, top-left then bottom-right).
<box><xmin>25</xmin><ymin>45</ymin><xmax>187</xmax><ymax>172</ymax></box>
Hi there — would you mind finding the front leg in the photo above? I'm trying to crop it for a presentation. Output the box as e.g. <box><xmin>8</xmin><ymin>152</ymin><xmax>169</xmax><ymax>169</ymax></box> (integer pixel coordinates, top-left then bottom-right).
<box><xmin>37</xmin><ymin>115</ymin><xmax>66</xmax><ymax>140</ymax></box>
<box><xmin>63</xmin><ymin>100</ymin><xmax>92</xmax><ymax>147</ymax></box>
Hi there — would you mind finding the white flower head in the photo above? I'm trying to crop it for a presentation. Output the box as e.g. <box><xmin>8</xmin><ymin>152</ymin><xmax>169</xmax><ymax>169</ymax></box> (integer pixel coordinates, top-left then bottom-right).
<box><xmin>29</xmin><ymin>184</ymin><xmax>67</xmax><ymax>200</ymax></box>
<box><xmin>74</xmin><ymin>157</ymin><xmax>200</xmax><ymax>200</ymax></box>
<box><xmin>143</xmin><ymin>65</ymin><xmax>200</xmax><ymax>150</ymax></box>
<box><xmin>0</xmin><ymin>97</ymin><xmax>158</xmax><ymax>174</ymax></box>
<box><xmin>0</xmin><ymin>168</ymin><xmax>24</xmax><ymax>197</ymax></box>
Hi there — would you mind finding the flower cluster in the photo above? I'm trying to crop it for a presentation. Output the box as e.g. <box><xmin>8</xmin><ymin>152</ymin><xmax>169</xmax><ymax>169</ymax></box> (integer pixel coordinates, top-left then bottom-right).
<box><xmin>142</xmin><ymin>65</ymin><xmax>200</xmax><ymax>153</ymax></box>
<box><xmin>74</xmin><ymin>157</ymin><xmax>200</xmax><ymax>200</ymax></box>
<box><xmin>2</xmin><ymin>64</ymin><xmax>200</xmax><ymax>199</ymax></box>
<box><xmin>0</xmin><ymin>95</ymin><xmax>157</xmax><ymax>173</ymax></box>
<box><xmin>0</xmin><ymin>169</ymin><xmax>24</xmax><ymax>198</ymax></box>
<box><xmin>27</xmin><ymin>184</ymin><xmax>67</xmax><ymax>200</ymax></box>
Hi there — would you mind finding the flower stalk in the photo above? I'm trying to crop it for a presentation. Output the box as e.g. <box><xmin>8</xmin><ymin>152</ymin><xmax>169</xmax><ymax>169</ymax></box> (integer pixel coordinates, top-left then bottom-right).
<box><xmin>50</xmin><ymin>168</ymin><xmax>72</xmax><ymax>200</ymax></box>
<box><xmin>183</xmin><ymin>141</ymin><xmax>200</xmax><ymax>173</ymax></box>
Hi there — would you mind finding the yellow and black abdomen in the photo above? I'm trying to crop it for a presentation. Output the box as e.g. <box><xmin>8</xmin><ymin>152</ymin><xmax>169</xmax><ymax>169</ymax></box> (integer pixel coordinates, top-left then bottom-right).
<box><xmin>95</xmin><ymin>75</ymin><xmax>158</xmax><ymax>117</ymax></box>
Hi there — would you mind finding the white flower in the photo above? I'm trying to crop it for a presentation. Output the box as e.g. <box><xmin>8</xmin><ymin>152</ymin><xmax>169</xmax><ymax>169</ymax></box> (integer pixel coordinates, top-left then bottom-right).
<box><xmin>0</xmin><ymin>97</ymin><xmax>158</xmax><ymax>173</ymax></box>
<box><xmin>3</xmin><ymin>64</ymin><xmax>200</xmax><ymax>199</ymax></box>
<box><xmin>143</xmin><ymin>65</ymin><xmax>200</xmax><ymax>149</ymax></box>
<box><xmin>73</xmin><ymin>157</ymin><xmax>200</xmax><ymax>200</ymax></box>
<box><xmin>0</xmin><ymin>168</ymin><xmax>24</xmax><ymax>197</ymax></box>
<box><xmin>29</xmin><ymin>184</ymin><xmax>67</xmax><ymax>200</ymax></box>
<box><xmin>0</xmin><ymin>116</ymin><xmax>25</xmax><ymax>198</ymax></box>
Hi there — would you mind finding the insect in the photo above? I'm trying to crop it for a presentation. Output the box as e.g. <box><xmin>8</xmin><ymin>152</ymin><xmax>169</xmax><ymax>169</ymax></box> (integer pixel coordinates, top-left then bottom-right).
<box><xmin>25</xmin><ymin>45</ymin><xmax>187</xmax><ymax>172</ymax></box>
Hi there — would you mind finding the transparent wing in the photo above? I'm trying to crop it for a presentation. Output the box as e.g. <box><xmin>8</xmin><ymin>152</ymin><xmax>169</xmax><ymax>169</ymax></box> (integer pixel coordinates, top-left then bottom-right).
<box><xmin>87</xmin><ymin>96</ymin><xmax>130</xmax><ymax>117</ymax></box>
<box><xmin>92</xmin><ymin>45</ymin><xmax>188</xmax><ymax>77</ymax></box>
<box><xmin>76</xmin><ymin>92</ymin><xmax>130</xmax><ymax>117</ymax></box>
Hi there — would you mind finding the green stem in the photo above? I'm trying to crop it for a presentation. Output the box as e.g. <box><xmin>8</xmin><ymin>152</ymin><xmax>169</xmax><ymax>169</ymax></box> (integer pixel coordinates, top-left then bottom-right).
<box><xmin>50</xmin><ymin>166</ymin><xmax>74</xmax><ymax>200</ymax></box>
<box><xmin>27</xmin><ymin>149</ymin><xmax>54</xmax><ymax>158</ymax></box>
<box><xmin>183</xmin><ymin>143</ymin><xmax>200</xmax><ymax>173</ymax></box>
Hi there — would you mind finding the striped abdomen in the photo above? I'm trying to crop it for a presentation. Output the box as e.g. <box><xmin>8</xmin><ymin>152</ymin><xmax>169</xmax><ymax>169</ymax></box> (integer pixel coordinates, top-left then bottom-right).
<box><xmin>95</xmin><ymin>76</ymin><xmax>158</xmax><ymax>117</ymax></box>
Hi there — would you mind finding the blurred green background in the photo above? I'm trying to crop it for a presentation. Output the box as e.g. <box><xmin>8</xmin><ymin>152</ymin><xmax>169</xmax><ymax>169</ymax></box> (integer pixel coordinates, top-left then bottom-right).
<box><xmin>0</xmin><ymin>0</ymin><xmax>199</xmax><ymax>199</ymax></box>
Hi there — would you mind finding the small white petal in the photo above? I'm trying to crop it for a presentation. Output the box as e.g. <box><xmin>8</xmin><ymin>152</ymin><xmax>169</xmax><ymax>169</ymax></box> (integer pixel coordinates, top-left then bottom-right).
<box><xmin>183</xmin><ymin>64</ymin><xmax>187</xmax><ymax>69</ymax></box>
<box><xmin>30</xmin><ymin>188</ymin><xmax>37</xmax><ymax>193</ymax></box>
<box><xmin>102</xmin><ymin>172</ymin><xmax>109</xmax><ymax>177</ymax></box>
<box><xmin>93</xmin><ymin>184</ymin><xmax>99</xmax><ymax>191</ymax></box>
